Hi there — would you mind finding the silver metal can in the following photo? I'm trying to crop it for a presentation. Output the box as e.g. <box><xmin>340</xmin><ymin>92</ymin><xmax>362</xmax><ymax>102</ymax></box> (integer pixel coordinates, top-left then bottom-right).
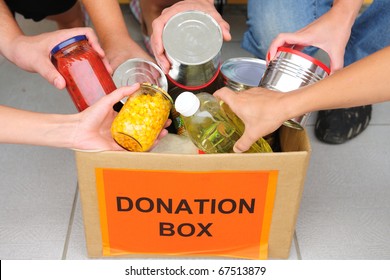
<box><xmin>259</xmin><ymin>46</ymin><xmax>330</xmax><ymax>129</ymax></box>
<box><xmin>113</xmin><ymin>58</ymin><xmax>168</xmax><ymax>91</ymax></box>
<box><xmin>162</xmin><ymin>10</ymin><xmax>223</xmax><ymax>89</ymax></box>
<box><xmin>113</xmin><ymin>58</ymin><xmax>168</xmax><ymax>107</ymax></box>
<box><xmin>221</xmin><ymin>57</ymin><xmax>267</xmax><ymax>91</ymax></box>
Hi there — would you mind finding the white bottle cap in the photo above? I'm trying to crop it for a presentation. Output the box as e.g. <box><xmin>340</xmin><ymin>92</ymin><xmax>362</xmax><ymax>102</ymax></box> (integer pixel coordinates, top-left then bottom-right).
<box><xmin>175</xmin><ymin>91</ymin><xmax>200</xmax><ymax>117</ymax></box>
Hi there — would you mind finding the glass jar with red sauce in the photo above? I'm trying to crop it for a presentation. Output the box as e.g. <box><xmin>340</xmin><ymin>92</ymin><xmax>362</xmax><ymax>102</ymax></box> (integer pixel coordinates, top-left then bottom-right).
<box><xmin>51</xmin><ymin>35</ymin><xmax>117</xmax><ymax>111</ymax></box>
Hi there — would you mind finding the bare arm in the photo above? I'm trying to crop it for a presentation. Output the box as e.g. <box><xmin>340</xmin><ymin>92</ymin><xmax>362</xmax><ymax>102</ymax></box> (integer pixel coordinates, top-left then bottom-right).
<box><xmin>0</xmin><ymin>0</ymin><xmax>23</xmax><ymax>57</ymax></box>
<box><xmin>81</xmin><ymin>0</ymin><xmax>153</xmax><ymax>70</ymax></box>
<box><xmin>214</xmin><ymin>45</ymin><xmax>390</xmax><ymax>152</ymax></box>
<box><xmin>287</xmin><ymin>46</ymin><xmax>390</xmax><ymax>114</ymax></box>
<box><xmin>0</xmin><ymin>85</ymin><xmax>139</xmax><ymax>150</ymax></box>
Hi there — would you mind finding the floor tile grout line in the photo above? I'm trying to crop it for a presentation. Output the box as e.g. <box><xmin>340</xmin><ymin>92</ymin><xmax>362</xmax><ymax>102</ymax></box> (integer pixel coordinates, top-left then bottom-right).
<box><xmin>293</xmin><ymin>231</ymin><xmax>303</xmax><ymax>260</ymax></box>
<box><xmin>61</xmin><ymin>182</ymin><xmax>79</xmax><ymax>260</ymax></box>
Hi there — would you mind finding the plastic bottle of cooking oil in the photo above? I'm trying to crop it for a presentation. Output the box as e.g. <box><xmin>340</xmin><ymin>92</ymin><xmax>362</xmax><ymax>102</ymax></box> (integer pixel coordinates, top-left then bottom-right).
<box><xmin>174</xmin><ymin>92</ymin><xmax>272</xmax><ymax>154</ymax></box>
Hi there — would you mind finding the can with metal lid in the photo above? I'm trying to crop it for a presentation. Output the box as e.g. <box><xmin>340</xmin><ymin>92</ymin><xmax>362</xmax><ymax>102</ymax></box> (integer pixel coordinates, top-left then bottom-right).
<box><xmin>113</xmin><ymin>58</ymin><xmax>168</xmax><ymax>92</ymax></box>
<box><xmin>259</xmin><ymin>46</ymin><xmax>330</xmax><ymax>129</ymax></box>
<box><xmin>112</xmin><ymin>58</ymin><xmax>168</xmax><ymax>111</ymax></box>
<box><xmin>221</xmin><ymin>57</ymin><xmax>267</xmax><ymax>91</ymax></box>
<box><xmin>162</xmin><ymin>10</ymin><xmax>223</xmax><ymax>91</ymax></box>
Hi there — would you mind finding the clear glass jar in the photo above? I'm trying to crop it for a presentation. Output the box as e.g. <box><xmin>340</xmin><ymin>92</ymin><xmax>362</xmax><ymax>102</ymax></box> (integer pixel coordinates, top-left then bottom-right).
<box><xmin>111</xmin><ymin>83</ymin><xmax>173</xmax><ymax>152</ymax></box>
<box><xmin>51</xmin><ymin>35</ymin><xmax>117</xmax><ymax>112</ymax></box>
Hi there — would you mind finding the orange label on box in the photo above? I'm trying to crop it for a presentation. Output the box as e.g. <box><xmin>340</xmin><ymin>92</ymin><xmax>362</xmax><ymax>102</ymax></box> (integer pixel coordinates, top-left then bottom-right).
<box><xmin>95</xmin><ymin>169</ymin><xmax>278</xmax><ymax>259</ymax></box>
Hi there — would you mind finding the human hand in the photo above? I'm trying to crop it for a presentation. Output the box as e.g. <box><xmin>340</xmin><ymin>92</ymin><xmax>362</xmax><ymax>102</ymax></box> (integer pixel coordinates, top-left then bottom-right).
<box><xmin>71</xmin><ymin>83</ymin><xmax>171</xmax><ymax>151</ymax></box>
<box><xmin>150</xmin><ymin>0</ymin><xmax>231</xmax><ymax>74</ymax></box>
<box><xmin>267</xmin><ymin>7</ymin><xmax>355</xmax><ymax>73</ymax></box>
<box><xmin>70</xmin><ymin>84</ymin><xmax>140</xmax><ymax>151</ymax></box>
<box><xmin>214</xmin><ymin>87</ymin><xmax>288</xmax><ymax>153</ymax></box>
<box><xmin>103</xmin><ymin>38</ymin><xmax>155</xmax><ymax>72</ymax></box>
<box><xmin>5</xmin><ymin>27</ymin><xmax>109</xmax><ymax>89</ymax></box>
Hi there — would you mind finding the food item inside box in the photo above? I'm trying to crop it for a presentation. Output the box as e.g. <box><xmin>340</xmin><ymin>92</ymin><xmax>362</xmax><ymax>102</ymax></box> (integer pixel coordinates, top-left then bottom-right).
<box><xmin>111</xmin><ymin>83</ymin><xmax>172</xmax><ymax>152</ymax></box>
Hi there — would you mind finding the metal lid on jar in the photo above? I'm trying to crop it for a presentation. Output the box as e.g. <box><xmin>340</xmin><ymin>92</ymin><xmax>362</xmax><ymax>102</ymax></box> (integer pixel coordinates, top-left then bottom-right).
<box><xmin>162</xmin><ymin>11</ymin><xmax>223</xmax><ymax>65</ymax></box>
<box><xmin>113</xmin><ymin>58</ymin><xmax>168</xmax><ymax>91</ymax></box>
<box><xmin>50</xmin><ymin>35</ymin><xmax>87</xmax><ymax>55</ymax></box>
<box><xmin>221</xmin><ymin>57</ymin><xmax>267</xmax><ymax>91</ymax></box>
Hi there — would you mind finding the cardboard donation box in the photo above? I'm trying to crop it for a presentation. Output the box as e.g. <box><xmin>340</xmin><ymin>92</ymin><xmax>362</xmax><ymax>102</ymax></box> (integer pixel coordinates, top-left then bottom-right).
<box><xmin>75</xmin><ymin>126</ymin><xmax>311</xmax><ymax>259</ymax></box>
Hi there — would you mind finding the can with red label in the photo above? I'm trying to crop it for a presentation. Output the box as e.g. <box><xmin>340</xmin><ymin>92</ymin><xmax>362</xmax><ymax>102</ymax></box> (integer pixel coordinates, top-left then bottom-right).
<box><xmin>163</xmin><ymin>11</ymin><xmax>225</xmax><ymax>135</ymax></box>
<box><xmin>259</xmin><ymin>46</ymin><xmax>330</xmax><ymax>129</ymax></box>
<box><xmin>163</xmin><ymin>10</ymin><xmax>224</xmax><ymax>92</ymax></box>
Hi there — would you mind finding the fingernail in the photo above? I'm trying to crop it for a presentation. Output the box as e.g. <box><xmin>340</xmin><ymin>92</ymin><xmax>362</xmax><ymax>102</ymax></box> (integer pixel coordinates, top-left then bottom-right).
<box><xmin>233</xmin><ymin>146</ymin><xmax>243</xmax><ymax>153</ymax></box>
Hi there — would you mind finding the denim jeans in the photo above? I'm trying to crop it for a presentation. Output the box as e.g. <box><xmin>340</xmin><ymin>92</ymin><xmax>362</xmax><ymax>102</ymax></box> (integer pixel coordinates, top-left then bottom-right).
<box><xmin>242</xmin><ymin>0</ymin><xmax>390</xmax><ymax>67</ymax></box>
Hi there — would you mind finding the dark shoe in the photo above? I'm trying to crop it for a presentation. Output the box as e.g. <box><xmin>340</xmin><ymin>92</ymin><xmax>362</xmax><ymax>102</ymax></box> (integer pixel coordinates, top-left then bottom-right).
<box><xmin>315</xmin><ymin>105</ymin><xmax>372</xmax><ymax>144</ymax></box>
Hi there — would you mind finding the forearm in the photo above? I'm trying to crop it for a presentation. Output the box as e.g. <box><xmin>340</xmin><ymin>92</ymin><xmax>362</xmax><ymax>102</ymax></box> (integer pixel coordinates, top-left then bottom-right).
<box><xmin>81</xmin><ymin>0</ymin><xmax>132</xmax><ymax>50</ymax></box>
<box><xmin>0</xmin><ymin>0</ymin><xmax>23</xmax><ymax>57</ymax></box>
<box><xmin>81</xmin><ymin>0</ymin><xmax>152</xmax><ymax>68</ymax></box>
<box><xmin>0</xmin><ymin>106</ymin><xmax>78</xmax><ymax>148</ymax></box>
<box><xmin>331</xmin><ymin>0</ymin><xmax>364</xmax><ymax>26</ymax></box>
<box><xmin>285</xmin><ymin>46</ymin><xmax>390</xmax><ymax>118</ymax></box>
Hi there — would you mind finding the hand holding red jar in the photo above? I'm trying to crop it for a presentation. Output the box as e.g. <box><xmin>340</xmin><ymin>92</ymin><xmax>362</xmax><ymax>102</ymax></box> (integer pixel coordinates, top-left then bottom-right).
<box><xmin>51</xmin><ymin>35</ymin><xmax>117</xmax><ymax>112</ymax></box>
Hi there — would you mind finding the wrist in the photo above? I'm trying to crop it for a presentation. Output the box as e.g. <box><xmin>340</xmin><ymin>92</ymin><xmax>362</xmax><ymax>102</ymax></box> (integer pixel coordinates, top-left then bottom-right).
<box><xmin>1</xmin><ymin>34</ymin><xmax>26</xmax><ymax>65</ymax></box>
<box><xmin>331</xmin><ymin>0</ymin><xmax>363</xmax><ymax>25</ymax></box>
<box><xmin>281</xmin><ymin>89</ymin><xmax>312</xmax><ymax>122</ymax></box>
<box><xmin>42</xmin><ymin>113</ymin><xmax>81</xmax><ymax>149</ymax></box>
<box><xmin>0</xmin><ymin>106</ymin><xmax>81</xmax><ymax>149</ymax></box>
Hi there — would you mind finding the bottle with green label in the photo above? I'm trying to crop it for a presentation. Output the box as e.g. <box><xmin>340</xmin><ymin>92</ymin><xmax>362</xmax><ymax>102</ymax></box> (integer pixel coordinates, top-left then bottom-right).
<box><xmin>174</xmin><ymin>92</ymin><xmax>272</xmax><ymax>154</ymax></box>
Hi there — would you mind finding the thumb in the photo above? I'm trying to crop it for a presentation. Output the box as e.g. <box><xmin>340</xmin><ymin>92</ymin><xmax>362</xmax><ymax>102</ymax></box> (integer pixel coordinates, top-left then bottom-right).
<box><xmin>233</xmin><ymin>129</ymin><xmax>258</xmax><ymax>153</ymax></box>
<box><xmin>104</xmin><ymin>83</ymin><xmax>141</xmax><ymax>105</ymax></box>
<box><xmin>329</xmin><ymin>56</ymin><xmax>343</xmax><ymax>74</ymax></box>
<box><xmin>39</xmin><ymin>62</ymin><xmax>66</xmax><ymax>89</ymax></box>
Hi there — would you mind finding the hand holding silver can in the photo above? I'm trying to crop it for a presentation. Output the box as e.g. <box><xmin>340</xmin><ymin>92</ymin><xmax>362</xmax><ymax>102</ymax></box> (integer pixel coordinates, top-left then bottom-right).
<box><xmin>259</xmin><ymin>46</ymin><xmax>331</xmax><ymax>129</ymax></box>
<box><xmin>162</xmin><ymin>10</ymin><xmax>223</xmax><ymax>90</ymax></box>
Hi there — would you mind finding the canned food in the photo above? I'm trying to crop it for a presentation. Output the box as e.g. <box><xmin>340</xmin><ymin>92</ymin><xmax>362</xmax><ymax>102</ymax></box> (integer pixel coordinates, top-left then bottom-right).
<box><xmin>113</xmin><ymin>58</ymin><xmax>168</xmax><ymax>92</ymax></box>
<box><xmin>259</xmin><ymin>46</ymin><xmax>330</xmax><ymax>129</ymax></box>
<box><xmin>113</xmin><ymin>58</ymin><xmax>168</xmax><ymax>110</ymax></box>
<box><xmin>162</xmin><ymin>10</ymin><xmax>223</xmax><ymax>89</ymax></box>
<box><xmin>51</xmin><ymin>35</ymin><xmax>117</xmax><ymax>112</ymax></box>
<box><xmin>221</xmin><ymin>57</ymin><xmax>267</xmax><ymax>91</ymax></box>
<box><xmin>111</xmin><ymin>83</ymin><xmax>173</xmax><ymax>152</ymax></box>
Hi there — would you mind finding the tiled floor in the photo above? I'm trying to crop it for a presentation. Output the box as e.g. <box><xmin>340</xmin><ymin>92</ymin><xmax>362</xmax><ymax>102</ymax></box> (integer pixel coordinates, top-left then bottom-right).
<box><xmin>1</xmin><ymin>4</ymin><xmax>389</xmax><ymax>260</ymax></box>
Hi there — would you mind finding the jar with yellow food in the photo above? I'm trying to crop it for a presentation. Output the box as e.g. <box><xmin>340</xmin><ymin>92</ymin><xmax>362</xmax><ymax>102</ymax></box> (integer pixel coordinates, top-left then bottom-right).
<box><xmin>111</xmin><ymin>83</ymin><xmax>173</xmax><ymax>151</ymax></box>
